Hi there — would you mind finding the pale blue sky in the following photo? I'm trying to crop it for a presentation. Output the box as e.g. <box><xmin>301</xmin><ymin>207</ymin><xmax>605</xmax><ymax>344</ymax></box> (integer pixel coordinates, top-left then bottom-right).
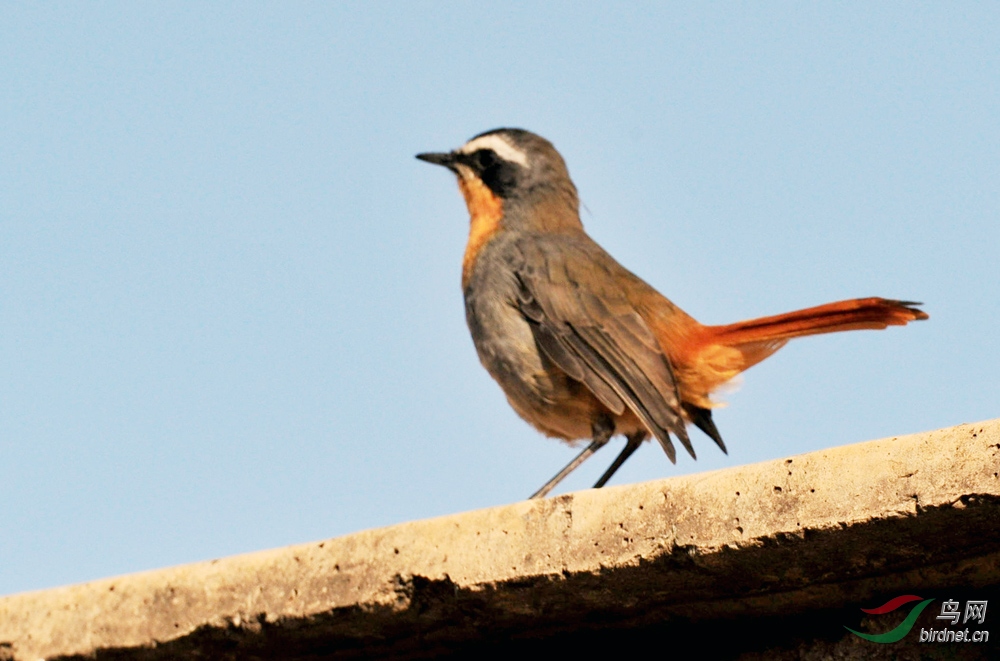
<box><xmin>2</xmin><ymin>3</ymin><xmax>997</xmax><ymax>595</ymax></box>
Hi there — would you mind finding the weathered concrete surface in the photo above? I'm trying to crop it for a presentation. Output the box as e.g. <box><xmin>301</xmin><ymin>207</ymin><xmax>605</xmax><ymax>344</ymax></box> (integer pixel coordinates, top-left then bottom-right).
<box><xmin>1</xmin><ymin>420</ymin><xmax>998</xmax><ymax>660</ymax></box>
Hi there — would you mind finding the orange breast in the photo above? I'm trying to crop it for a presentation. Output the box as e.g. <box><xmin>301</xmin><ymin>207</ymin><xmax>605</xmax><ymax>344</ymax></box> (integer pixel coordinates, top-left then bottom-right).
<box><xmin>458</xmin><ymin>175</ymin><xmax>504</xmax><ymax>288</ymax></box>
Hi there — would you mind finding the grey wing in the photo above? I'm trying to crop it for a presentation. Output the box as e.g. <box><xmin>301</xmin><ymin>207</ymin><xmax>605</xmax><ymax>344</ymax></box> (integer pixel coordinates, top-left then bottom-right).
<box><xmin>512</xmin><ymin>237</ymin><xmax>693</xmax><ymax>462</ymax></box>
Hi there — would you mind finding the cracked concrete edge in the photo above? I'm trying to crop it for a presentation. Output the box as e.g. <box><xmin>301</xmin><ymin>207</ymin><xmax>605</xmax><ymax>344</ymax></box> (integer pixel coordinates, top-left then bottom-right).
<box><xmin>1</xmin><ymin>419</ymin><xmax>998</xmax><ymax>659</ymax></box>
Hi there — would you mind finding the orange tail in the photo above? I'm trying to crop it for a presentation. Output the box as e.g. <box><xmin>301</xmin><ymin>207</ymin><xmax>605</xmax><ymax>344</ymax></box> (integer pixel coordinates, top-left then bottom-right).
<box><xmin>703</xmin><ymin>297</ymin><xmax>927</xmax><ymax>372</ymax></box>
<box><xmin>673</xmin><ymin>298</ymin><xmax>927</xmax><ymax>408</ymax></box>
<box><xmin>708</xmin><ymin>297</ymin><xmax>927</xmax><ymax>345</ymax></box>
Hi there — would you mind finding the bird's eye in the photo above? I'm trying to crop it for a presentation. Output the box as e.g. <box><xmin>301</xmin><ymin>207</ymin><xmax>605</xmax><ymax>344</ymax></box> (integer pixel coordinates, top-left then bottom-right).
<box><xmin>475</xmin><ymin>149</ymin><xmax>498</xmax><ymax>169</ymax></box>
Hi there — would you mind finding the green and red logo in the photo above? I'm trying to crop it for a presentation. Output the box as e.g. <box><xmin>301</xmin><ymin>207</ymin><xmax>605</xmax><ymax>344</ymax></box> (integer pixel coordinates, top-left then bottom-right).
<box><xmin>845</xmin><ymin>595</ymin><xmax>935</xmax><ymax>643</ymax></box>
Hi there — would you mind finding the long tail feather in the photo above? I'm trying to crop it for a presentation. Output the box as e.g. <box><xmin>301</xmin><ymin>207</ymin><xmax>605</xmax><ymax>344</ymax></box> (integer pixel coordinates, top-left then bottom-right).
<box><xmin>672</xmin><ymin>297</ymin><xmax>926</xmax><ymax>438</ymax></box>
<box><xmin>676</xmin><ymin>298</ymin><xmax>928</xmax><ymax>399</ymax></box>
<box><xmin>705</xmin><ymin>297</ymin><xmax>927</xmax><ymax>348</ymax></box>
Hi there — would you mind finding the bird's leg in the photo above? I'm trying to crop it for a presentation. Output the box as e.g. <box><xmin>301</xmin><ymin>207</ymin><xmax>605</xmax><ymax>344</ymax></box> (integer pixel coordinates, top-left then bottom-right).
<box><xmin>529</xmin><ymin>416</ymin><xmax>614</xmax><ymax>500</ymax></box>
<box><xmin>527</xmin><ymin>440</ymin><xmax>603</xmax><ymax>500</ymax></box>
<box><xmin>592</xmin><ymin>431</ymin><xmax>647</xmax><ymax>489</ymax></box>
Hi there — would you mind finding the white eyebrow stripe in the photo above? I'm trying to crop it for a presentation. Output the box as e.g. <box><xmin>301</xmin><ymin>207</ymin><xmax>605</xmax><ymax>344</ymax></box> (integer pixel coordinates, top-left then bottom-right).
<box><xmin>459</xmin><ymin>135</ymin><xmax>529</xmax><ymax>167</ymax></box>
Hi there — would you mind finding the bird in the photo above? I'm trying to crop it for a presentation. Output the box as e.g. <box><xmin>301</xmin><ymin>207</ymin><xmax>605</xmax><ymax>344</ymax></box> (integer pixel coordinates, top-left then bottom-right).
<box><xmin>416</xmin><ymin>128</ymin><xmax>927</xmax><ymax>499</ymax></box>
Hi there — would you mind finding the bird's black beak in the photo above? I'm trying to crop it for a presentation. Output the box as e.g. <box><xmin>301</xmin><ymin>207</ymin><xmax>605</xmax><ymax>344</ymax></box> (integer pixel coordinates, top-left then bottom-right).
<box><xmin>416</xmin><ymin>151</ymin><xmax>458</xmax><ymax>171</ymax></box>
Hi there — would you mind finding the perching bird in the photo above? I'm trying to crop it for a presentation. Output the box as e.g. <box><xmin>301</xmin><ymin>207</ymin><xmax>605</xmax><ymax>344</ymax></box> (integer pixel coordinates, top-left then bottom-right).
<box><xmin>417</xmin><ymin>128</ymin><xmax>927</xmax><ymax>499</ymax></box>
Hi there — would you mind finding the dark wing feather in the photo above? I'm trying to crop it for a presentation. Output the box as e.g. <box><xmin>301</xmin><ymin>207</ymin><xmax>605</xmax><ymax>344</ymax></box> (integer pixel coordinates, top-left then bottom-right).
<box><xmin>682</xmin><ymin>403</ymin><xmax>726</xmax><ymax>454</ymax></box>
<box><xmin>512</xmin><ymin>236</ymin><xmax>692</xmax><ymax>462</ymax></box>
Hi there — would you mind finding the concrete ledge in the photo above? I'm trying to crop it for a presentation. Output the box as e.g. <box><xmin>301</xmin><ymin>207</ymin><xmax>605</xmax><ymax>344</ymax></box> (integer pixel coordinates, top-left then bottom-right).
<box><xmin>2</xmin><ymin>420</ymin><xmax>998</xmax><ymax>659</ymax></box>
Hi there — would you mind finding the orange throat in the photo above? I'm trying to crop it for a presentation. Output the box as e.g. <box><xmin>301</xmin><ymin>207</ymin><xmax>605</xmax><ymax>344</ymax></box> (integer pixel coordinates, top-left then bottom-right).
<box><xmin>458</xmin><ymin>175</ymin><xmax>504</xmax><ymax>288</ymax></box>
